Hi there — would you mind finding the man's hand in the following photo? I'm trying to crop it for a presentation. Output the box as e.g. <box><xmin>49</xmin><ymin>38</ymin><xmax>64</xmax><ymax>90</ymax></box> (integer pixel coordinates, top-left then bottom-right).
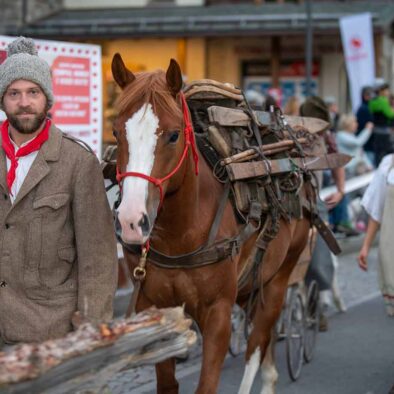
<box><xmin>324</xmin><ymin>191</ymin><xmax>343</xmax><ymax>210</ymax></box>
<box><xmin>358</xmin><ymin>245</ymin><xmax>369</xmax><ymax>271</ymax></box>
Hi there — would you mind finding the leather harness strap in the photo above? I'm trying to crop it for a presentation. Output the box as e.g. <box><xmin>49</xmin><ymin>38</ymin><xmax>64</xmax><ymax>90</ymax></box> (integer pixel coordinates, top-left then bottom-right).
<box><xmin>119</xmin><ymin>182</ymin><xmax>260</xmax><ymax>270</ymax></box>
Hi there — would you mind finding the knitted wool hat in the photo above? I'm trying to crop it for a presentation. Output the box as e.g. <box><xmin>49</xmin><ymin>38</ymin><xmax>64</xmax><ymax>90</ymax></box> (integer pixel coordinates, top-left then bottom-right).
<box><xmin>0</xmin><ymin>37</ymin><xmax>54</xmax><ymax>110</ymax></box>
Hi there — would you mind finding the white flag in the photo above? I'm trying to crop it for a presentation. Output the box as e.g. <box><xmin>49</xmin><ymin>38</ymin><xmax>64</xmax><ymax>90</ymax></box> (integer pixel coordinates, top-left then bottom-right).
<box><xmin>339</xmin><ymin>13</ymin><xmax>375</xmax><ymax>112</ymax></box>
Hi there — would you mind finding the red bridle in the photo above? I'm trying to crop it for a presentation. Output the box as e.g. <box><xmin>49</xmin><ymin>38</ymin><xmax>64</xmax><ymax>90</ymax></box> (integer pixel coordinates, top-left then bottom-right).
<box><xmin>116</xmin><ymin>93</ymin><xmax>199</xmax><ymax>210</ymax></box>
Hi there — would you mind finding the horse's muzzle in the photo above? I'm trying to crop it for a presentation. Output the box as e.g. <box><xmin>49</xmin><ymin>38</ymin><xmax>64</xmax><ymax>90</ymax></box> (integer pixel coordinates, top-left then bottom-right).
<box><xmin>114</xmin><ymin>209</ymin><xmax>151</xmax><ymax>244</ymax></box>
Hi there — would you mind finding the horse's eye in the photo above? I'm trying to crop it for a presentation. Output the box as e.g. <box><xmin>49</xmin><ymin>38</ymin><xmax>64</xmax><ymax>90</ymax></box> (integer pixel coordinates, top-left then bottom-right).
<box><xmin>113</xmin><ymin>130</ymin><xmax>118</xmax><ymax>139</ymax></box>
<box><xmin>168</xmin><ymin>131</ymin><xmax>179</xmax><ymax>144</ymax></box>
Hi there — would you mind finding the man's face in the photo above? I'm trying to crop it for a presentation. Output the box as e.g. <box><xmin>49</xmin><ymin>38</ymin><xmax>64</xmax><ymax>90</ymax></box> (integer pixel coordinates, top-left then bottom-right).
<box><xmin>2</xmin><ymin>80</ymin><xmax>47</xmax><ymax>134</ymax></box>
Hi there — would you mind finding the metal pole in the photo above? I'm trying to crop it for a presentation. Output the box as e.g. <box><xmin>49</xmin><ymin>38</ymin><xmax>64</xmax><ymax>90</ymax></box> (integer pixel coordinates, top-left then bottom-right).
<box><xmin>305</xmin><ymin>0</ymin><xmax>313</xmax><ymax>97</ymax></box>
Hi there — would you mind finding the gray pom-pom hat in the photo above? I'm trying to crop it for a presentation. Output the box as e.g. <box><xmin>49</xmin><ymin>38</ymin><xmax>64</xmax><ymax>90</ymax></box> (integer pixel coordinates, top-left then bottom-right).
<box><xmin>0</xmin><ymin>37</ymin><xmax>54</xmax><ymax>110</ymax></box>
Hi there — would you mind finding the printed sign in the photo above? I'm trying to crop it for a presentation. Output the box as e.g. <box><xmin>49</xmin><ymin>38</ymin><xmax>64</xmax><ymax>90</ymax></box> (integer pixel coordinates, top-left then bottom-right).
<box><xmin>339</xmin><ymin>13</ymin><xmax>375</xmax><ymax>112</ymax></box>
<box><xmin>0</xmin><ymin>36</ymin><xmax>102</xmax><ymax>158</ymax></box>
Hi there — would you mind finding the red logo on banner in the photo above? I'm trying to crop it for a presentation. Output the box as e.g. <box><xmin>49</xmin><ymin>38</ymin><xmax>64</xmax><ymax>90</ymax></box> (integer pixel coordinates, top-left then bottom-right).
<box><xmin>350</xmin><ymin>37</ymin><xmax>363</xmax><ymax>50</ymax></box>
<box><xmin>0</xmin><ymin>50</ymin><xmax>7</xmax><ymax>65</ymax></box>
<box><xmin>51</xmin><ymin>56</ymin><xmax>90</xmax><ymax>125</ymax></box>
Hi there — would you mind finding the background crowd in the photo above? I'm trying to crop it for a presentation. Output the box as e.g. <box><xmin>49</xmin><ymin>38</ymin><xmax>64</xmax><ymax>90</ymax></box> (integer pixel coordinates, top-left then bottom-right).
<box><xmin>247</xmin><ymin>82</ymin><xmax>394</xmax><ymax>238</ymax></box>
<box><xmin>245</xmin><ymin>84</ymin><xmax>394</xmax><ymax>325</ymax></box>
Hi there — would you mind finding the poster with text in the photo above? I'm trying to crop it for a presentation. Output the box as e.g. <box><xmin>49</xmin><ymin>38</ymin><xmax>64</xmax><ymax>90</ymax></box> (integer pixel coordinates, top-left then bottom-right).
<box><xmin>340</xmin><ymin>13</ymin><xmax>375</xmax><ymax>113</ymax></box>
<box><xmin>0</xmin><ymin>36</ymin><xmax>102</xmax><ymax>158</ymax></box>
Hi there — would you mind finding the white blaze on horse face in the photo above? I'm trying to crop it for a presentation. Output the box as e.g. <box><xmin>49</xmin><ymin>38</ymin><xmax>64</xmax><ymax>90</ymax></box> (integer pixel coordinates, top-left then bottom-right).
<box><xmin>117</xmin><ymin>103</ymin><xmax>159</xmax><ymax>244</ymax></box>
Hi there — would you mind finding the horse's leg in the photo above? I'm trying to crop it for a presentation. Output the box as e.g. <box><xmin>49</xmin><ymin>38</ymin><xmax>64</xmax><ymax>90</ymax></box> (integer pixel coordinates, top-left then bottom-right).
<box><xmin>238</xmin><ymin>267</ymin><xmax>292</xmax><ymax>394</ymax></box>
<box><xmin>195</xmin><ymin>299</ymin><xmax>233</xmax><ymax>394</ymax></box>
<box><xmin>155</xmin><ymin>358</ymin><xmax>178</xmax><ymax>394</ymax></box>
<box><xmin>239</xmin><ymin>221</ymin><xmax>309</xmax><ymax>394</ymax></box>
<box><xmin>134</xmin><ymin>293</ymin><xmax>180</xmax><ymax>394</ymax></box>
<box><xmin>260</xmin><ymin>334</ymin><xmax>278</xmax><ymax>394</ymax></box>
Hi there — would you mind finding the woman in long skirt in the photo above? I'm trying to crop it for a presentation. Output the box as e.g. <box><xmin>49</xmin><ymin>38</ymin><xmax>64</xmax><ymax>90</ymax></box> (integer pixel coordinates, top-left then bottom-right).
<box><xmin>358</xmin><ymin>154</ymin><xmax>394</xmax><ymax>316</ymax></box>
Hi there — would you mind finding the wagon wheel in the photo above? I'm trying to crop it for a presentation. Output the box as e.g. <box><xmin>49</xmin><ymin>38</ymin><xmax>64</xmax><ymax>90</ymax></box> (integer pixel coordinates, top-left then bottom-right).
<box><xmin>303</xmin><ymin>280</ymin><xmax>320</xmax><ymax>363</ymax></box>
<box><xmin>285</xmin><ymin>286</ymin><xmax>305</xmax><ymax>381</ymax></box>
<box><xmin>229</xmin><ymin>304</ymin><xmax>246</xmax><ymax>357</ymax></box>
<box><xmin>275</xmin><ymin>287</ymin><xmax>291</xmax><ymax>341</ymax></box>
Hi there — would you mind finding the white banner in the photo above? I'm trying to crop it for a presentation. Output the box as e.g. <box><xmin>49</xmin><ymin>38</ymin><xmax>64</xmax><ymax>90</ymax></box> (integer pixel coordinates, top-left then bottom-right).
<box><xmin>0</xmin><ymin>36</ymin><xmax>103</xmax><ymax>158</ymax></box>
<box><xmin>339</xmin><ymin>13</ymin><xmax>375</xmax><ymax>113</ymax></box>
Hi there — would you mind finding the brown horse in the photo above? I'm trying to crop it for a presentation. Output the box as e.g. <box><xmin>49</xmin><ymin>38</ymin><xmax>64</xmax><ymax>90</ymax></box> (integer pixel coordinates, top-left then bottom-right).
<box><xmin>111</xmin><ymin>54</ymin><xmax>311</xmax><ymax>394</ymax></box>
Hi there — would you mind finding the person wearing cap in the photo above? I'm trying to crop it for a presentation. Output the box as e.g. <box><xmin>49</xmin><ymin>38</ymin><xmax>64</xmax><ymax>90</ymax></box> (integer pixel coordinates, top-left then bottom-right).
<box><xmin>368</xmin><ymin>82</ymin><xmax>394</xmax><ymax>166</ymax></box>
<box><xmin>0</xmin><ymin>37</ymin><xmax>118</xmax><ymax>346</ymax></box>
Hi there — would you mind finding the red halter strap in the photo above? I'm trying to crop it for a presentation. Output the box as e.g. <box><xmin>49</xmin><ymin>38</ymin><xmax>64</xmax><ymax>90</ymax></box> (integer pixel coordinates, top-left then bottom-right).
<box><xmin>116</xmin><ymin>92</ymin><xmax>199</xmax><ymax>209</ymax></box>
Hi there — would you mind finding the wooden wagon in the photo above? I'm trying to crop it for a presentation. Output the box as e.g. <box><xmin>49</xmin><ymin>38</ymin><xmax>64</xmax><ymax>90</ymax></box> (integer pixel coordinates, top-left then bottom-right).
<box><xmin>280</xmin><ymin>228</ymin><xmax>319</xmax><ymax>381</ymax></box>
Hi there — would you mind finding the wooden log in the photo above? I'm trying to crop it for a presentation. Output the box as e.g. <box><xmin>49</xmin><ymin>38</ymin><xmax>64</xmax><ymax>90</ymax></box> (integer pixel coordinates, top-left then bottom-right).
<box><xmin>0</xmin><ymin>307</ymin><xmax>197</xmax><ymax>394</ymax></box>
<box><xmin>226</xmin><ymin>153</ymin><xmax>351</xmax><ymax>181</ymax></box>
<box><xmin>221</xmin><ymin>138</ymin><xmax>308</xmax><ymax>165</ymax></box>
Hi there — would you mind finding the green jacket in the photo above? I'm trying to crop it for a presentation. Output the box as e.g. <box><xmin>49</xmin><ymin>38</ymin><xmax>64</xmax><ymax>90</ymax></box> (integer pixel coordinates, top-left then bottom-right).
<box><xmin>368</xmin><ymin>95</ymin><xmax>394</xmax><ymax>126</ymax></box>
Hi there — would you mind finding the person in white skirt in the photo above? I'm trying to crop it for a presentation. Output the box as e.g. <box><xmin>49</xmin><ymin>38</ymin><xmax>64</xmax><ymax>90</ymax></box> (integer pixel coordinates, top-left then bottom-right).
<box><xmin>358</xmin><ymin>153</ymin><xmax>394</xmax><ymax>316</ymax></box>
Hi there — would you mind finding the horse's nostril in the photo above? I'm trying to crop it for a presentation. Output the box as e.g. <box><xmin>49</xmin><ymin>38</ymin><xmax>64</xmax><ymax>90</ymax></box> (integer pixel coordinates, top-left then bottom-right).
<box><xmin>138</xmin><ymin>214</ymin><xmax>150</xmax><ymax>236</ymax></box>
<box><xmin>130</xmin><ymin>222</ymin><xmax>134</xmax><ymax>230</ymax></box>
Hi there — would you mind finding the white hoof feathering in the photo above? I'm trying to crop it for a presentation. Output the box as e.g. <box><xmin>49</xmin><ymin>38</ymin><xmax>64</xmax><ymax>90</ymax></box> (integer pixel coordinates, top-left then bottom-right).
<box><xmin>238</xmin><ymin>347</ymin><xmax>261</xmax><ymax>394</ymax></box>
<box><xmin>260</xmin><ymin>360</ymin><xmax>278</xmax><ymax>394</ymax></box>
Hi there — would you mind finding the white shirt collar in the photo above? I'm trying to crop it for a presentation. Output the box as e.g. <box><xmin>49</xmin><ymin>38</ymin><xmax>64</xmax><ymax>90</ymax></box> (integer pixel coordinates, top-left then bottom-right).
<box><xmin>9</xmin><ymin>131</ymin><xmax>39</xmax><ymax>150</ymax></box>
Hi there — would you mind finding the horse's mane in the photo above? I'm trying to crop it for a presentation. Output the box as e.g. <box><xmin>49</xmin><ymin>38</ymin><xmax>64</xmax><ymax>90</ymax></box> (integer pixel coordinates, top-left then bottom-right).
<box><xmin>116</xmin><ymin>70</ymin><xmax>183</xmax><ymax>123</ymax></box>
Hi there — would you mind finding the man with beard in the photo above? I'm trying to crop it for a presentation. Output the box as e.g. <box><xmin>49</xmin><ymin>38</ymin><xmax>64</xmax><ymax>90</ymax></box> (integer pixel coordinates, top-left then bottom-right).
<box><xmin>0</xmin><ymin>37</ymin><xmax>118</xmax><ymax>346</ymax></box>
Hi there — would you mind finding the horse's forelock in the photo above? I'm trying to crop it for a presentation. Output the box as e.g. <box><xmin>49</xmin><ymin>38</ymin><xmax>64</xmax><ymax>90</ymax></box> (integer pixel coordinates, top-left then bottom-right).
<box><xmin>116</xmin><ymin>70</ymin><xmax>183</xmax><ymax>124</ymax></box>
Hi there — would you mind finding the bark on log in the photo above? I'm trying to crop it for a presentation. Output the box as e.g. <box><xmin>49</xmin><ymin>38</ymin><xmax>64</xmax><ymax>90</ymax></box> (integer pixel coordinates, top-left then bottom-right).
<box><xmin>0</xmin><ymin>307</ymin><xmax>196</xmax><ymax>394</ymax></box>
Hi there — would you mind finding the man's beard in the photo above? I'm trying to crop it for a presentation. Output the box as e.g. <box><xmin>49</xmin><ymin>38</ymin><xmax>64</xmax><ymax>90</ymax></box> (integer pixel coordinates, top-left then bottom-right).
<box><xmin>6</xmin><ymin>109</ymin><xmax>47</xmax><ymax>134</ymax></box>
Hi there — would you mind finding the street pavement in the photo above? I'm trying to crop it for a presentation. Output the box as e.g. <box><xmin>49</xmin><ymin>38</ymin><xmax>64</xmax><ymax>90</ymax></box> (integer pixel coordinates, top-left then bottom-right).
<box><xmin>108</xmin><ymin>239</ymin><xmax>394</xmax><ymax>394</ymax></box>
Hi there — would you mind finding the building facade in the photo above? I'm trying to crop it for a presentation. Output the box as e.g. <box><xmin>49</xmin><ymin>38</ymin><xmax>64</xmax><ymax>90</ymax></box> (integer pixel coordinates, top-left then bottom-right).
<box><xmin>5</xmin><ymin>0</ymin><xmax>394</xmax><ymax>143</ymax></box>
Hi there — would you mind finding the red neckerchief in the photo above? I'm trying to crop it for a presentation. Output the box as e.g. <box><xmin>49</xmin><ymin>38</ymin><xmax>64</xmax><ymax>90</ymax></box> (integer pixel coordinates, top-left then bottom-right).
<box><xmin>1</xmin><ymin>119</ymin><xmax>51</xmax><ymax>193</ymax></box>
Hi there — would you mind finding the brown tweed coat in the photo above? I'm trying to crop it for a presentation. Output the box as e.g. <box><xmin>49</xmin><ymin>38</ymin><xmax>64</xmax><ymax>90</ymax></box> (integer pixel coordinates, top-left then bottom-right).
<box><xmin>0</xmin><ymin>124</ymin><xmax>118</xmax><ymax>344</ymax></box>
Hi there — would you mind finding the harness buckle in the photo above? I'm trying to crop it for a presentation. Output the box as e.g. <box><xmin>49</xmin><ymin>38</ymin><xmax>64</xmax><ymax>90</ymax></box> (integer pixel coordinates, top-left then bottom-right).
<box><xmin>231</xmin><ymin>240</ymin><xmax>240</xmax><ymax>259</ymax></box>
<box><xmin>133</xmin><ymin>247</ymin><xmax>148</xmax><ymax>281</ymax></box>
<box><xmin>133</xmin><ymin>266</ymin><xmax>146</xmax><ymax>281</ymax></box>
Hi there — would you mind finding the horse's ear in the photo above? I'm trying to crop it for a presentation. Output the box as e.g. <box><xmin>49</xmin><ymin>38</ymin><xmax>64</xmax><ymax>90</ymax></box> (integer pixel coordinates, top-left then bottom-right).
<box><xmin>111</xmin><ymin>53</ymin><xmax>136</xmax><ymax>89</ymax></box>
<box><xmin>166</xmin><ymin>59</ymin><xmax>183</xmax><ymax>97</ymax></box>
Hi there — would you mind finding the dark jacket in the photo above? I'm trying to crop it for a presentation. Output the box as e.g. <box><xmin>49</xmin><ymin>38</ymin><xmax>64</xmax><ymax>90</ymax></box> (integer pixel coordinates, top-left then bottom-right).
<box><xmin>356</xmin><ymin>100</ymin><xmax>373</xmax><ymax>151</ymax></box>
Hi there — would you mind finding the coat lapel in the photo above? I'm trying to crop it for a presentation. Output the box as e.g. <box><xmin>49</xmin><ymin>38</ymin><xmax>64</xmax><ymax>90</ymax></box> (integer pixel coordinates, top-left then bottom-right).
<box><xmin>0</xmin><ymin>148</ymin><xmax>7</xmax><ymax>194</ymax></box>
<box><xmin>10</xmin><ymin>125</ymin><xmax>62</xmax><ymax>208</ymax></box>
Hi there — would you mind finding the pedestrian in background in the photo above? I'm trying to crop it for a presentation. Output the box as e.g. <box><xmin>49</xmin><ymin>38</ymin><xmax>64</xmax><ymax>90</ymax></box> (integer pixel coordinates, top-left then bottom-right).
<box><xmin>244</xmin><ymin>89</ymin><xmax>265</xmax><ymax>110</ymax></box>
<box><xmin>368</xmin><ymin>82</ymin><xmax>394</xmax><ymax>166</ymax></box>
<box><xmin>325</xmin><ymin>96</ymin><xmax>340</xmax><ymax>132</ymax></box>
<box><xmin>336</xmin><ymin>114</ymin><xmax>374</xmax><ymax>178</ymax></box>
<box><xmin>0</xmin><ymin>37</ymin><xmax>118</xmax><ymax>346</ymax></box>
<box><xmin>356</xmin><ymin>86</ymin><xmax>375</xmax><ymax>165</ymax></box>
<box><xmin>300</xmin><ymin>96</ymin><xmax>346</xmax><ymax>330</ymax></box>
<box><xmin>263</xmin><ymin>94</ymin><xmax>278</xmax><ymax>111</ymax></box>
<box><xmin>283</xmin><ymin>95</ymin><xmax>300</xmax><ymax>116</ymax></box>
<box><xmin>358</xmin><ymin>153</ymin><xmax>394</xmax><ymax>317</ymax></box>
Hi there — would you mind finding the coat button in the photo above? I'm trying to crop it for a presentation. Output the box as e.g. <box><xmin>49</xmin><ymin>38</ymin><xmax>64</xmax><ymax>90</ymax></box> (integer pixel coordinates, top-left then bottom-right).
<box><xmin>0</xmin><ymin>281</ymin><xmax>7</xmax><ymax>288</ymax></box>
<box><xmin>5</xmin><ymin>224</ymin><xmax>10</xmax><ymax>229</ymax></box>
